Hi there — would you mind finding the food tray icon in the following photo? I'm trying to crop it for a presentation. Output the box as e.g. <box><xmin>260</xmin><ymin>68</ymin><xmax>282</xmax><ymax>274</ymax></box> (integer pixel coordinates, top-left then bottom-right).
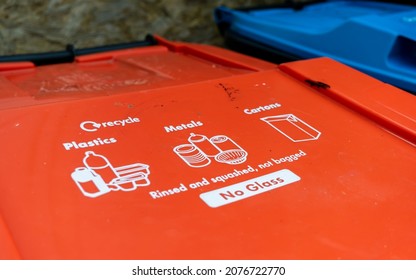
<box><xmin>110</xmin><ymin>163</ymin><xmax>150</xmax><ymax>190</ymax></box>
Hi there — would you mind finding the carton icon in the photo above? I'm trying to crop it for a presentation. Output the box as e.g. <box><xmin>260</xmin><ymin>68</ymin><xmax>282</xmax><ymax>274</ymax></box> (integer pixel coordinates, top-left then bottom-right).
<box><xmin>261</xmin><ymin>114</ymin><xmax>321</xmax><ymax>142</ymax></box>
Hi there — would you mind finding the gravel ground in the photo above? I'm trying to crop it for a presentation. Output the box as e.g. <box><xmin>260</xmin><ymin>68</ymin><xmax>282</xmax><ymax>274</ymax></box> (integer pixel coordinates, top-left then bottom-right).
<box><xmin>0</xmin><ymin>0</ymin><xmax>295</xmax><ymax>55</ymax></box>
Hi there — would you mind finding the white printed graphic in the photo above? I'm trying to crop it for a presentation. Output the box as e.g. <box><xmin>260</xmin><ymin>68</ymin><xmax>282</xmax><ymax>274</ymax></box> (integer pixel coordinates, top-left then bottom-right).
<box><xmin>174</xmin><ymin>133</ymin><xmax>248</xmax><ymax>168</ymax></box>
<box><xmin>261</xmin><ymin>114</ymin><xmax>321</xmax><ymax>142</ymax></box>
<box><xmin>80</xmin><ymin>116</ymin><xmax>140</xmax><ymax>132</ymax></box>
<box><xmin>80</xmin><ymin>121</ymin><xmax>101</xmax><ymax>132</ymax></box>
<box><xmin>71</xmin><ymin>151</ymin><xmax>150</xmax><ymax>198</ymax></box>
<box><xmin>200</xmin><ymin>169</ymin><xmax>301</xmax><ymax>208</ymax></box>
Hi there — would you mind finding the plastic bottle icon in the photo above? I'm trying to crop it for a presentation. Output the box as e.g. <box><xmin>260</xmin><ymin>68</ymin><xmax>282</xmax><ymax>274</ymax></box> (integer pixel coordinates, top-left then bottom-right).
<box><xmin>188</xmin><ymin>133</ymin><xmax>221</xmax><ymax>157</ymax></box>
<box><xmin>72</xmin><ymin>151</ymin><xmax>151</xmax><ymax>197</ymax></box>
<box><xmin>83</xmin><ymin>151</ymin><xmax>119</xmax><ymax>186</ymax></box>
<box><xmin>71</xmin><ymin>167</ymin><xmax>111</xmax><ymax>198</ymax></box>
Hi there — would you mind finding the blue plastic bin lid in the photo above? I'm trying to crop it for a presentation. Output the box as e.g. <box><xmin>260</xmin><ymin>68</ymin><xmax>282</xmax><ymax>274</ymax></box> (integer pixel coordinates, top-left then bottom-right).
<box><xmin>215</xmin><ymin>0</ymin><xmax>416</xmax><ymax>93</ymax></box>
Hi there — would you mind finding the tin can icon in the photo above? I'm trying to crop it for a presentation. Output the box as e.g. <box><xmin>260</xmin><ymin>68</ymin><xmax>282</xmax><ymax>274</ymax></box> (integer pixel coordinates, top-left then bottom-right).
<box><xmin>173</xmin><ymin>144</ymin><xmax>211</xmax><ymax>168</ymax></box>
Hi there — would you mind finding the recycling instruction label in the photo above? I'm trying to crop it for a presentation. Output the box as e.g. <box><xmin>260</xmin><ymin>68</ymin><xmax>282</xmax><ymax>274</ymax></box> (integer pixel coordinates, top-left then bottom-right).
<box><xmin>200</xmin><ymin>169</ymin><xmax>301</xmax><ymax>207</ymax></box>
<box><xmin>61</xmin><ymin>96</ymin><xmax>320</xmax><ymax>207</ymax></box>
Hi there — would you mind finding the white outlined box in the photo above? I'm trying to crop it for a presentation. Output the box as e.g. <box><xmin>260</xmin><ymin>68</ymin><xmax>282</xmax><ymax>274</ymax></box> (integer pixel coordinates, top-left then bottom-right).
<box><xmin>261</xmin><ymin>114</ymin><xmax>321</xmax><ymax>142</ymax></box>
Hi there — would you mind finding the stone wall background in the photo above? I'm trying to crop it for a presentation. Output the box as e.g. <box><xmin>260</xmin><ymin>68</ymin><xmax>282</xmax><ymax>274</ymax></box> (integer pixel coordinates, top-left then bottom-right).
<box><xmin>0</xmin><ymin>0</ymin><xmax>308</xmax><ymax>55</ymax></box>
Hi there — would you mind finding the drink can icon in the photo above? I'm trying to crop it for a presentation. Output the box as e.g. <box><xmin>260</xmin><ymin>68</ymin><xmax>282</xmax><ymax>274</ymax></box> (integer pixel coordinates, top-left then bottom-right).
<box><xmin>210</xmin><ymin>135</ymin><xmax>242</xmax><ymax>151</ymax></box>
<box><xmin>188</xmin><ymin>133</ymin><xmax>221</xmax><ymax>157</ymax></box>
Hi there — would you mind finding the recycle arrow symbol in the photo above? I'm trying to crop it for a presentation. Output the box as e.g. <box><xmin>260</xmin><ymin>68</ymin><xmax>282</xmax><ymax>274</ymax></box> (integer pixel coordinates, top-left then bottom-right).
<box><xmin>80</xmin><ymin>121</ymin><xmax>101</xmax><ymax>132</ymax></box>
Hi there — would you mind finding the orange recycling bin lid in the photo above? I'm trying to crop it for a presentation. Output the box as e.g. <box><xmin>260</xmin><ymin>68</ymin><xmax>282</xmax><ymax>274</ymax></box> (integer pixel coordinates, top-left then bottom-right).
<box><xmin>0</xmin><ymin>36</ymin><xmax>415</xmax><ymax>260</ymax></box>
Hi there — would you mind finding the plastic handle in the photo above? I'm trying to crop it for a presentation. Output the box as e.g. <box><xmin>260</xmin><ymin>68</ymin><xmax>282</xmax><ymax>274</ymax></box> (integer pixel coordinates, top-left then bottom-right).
<box><xmin>0</xmin><ymin>34</ymin><xmax>157</xmax><ymax>66</ymax></box>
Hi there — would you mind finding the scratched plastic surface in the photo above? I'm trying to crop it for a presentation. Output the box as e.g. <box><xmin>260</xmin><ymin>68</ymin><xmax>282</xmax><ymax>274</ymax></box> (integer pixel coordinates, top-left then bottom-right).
<box><xmin>0</xmin><ymin>37</ymin><xmax>415</xmax><ymax>259</ymax></box>
<box><xmin>0</xmin><ymin>42</ymin><xmax>270</xmax><ymax>110</ymax></box>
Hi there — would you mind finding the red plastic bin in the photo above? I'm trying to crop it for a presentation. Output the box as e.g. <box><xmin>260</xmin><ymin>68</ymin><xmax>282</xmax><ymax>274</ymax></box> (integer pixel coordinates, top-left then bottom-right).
<box><xmin>0</xmin><ymin>35</ymin><xmax>415</xmax><ymax>259</ymax></box>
